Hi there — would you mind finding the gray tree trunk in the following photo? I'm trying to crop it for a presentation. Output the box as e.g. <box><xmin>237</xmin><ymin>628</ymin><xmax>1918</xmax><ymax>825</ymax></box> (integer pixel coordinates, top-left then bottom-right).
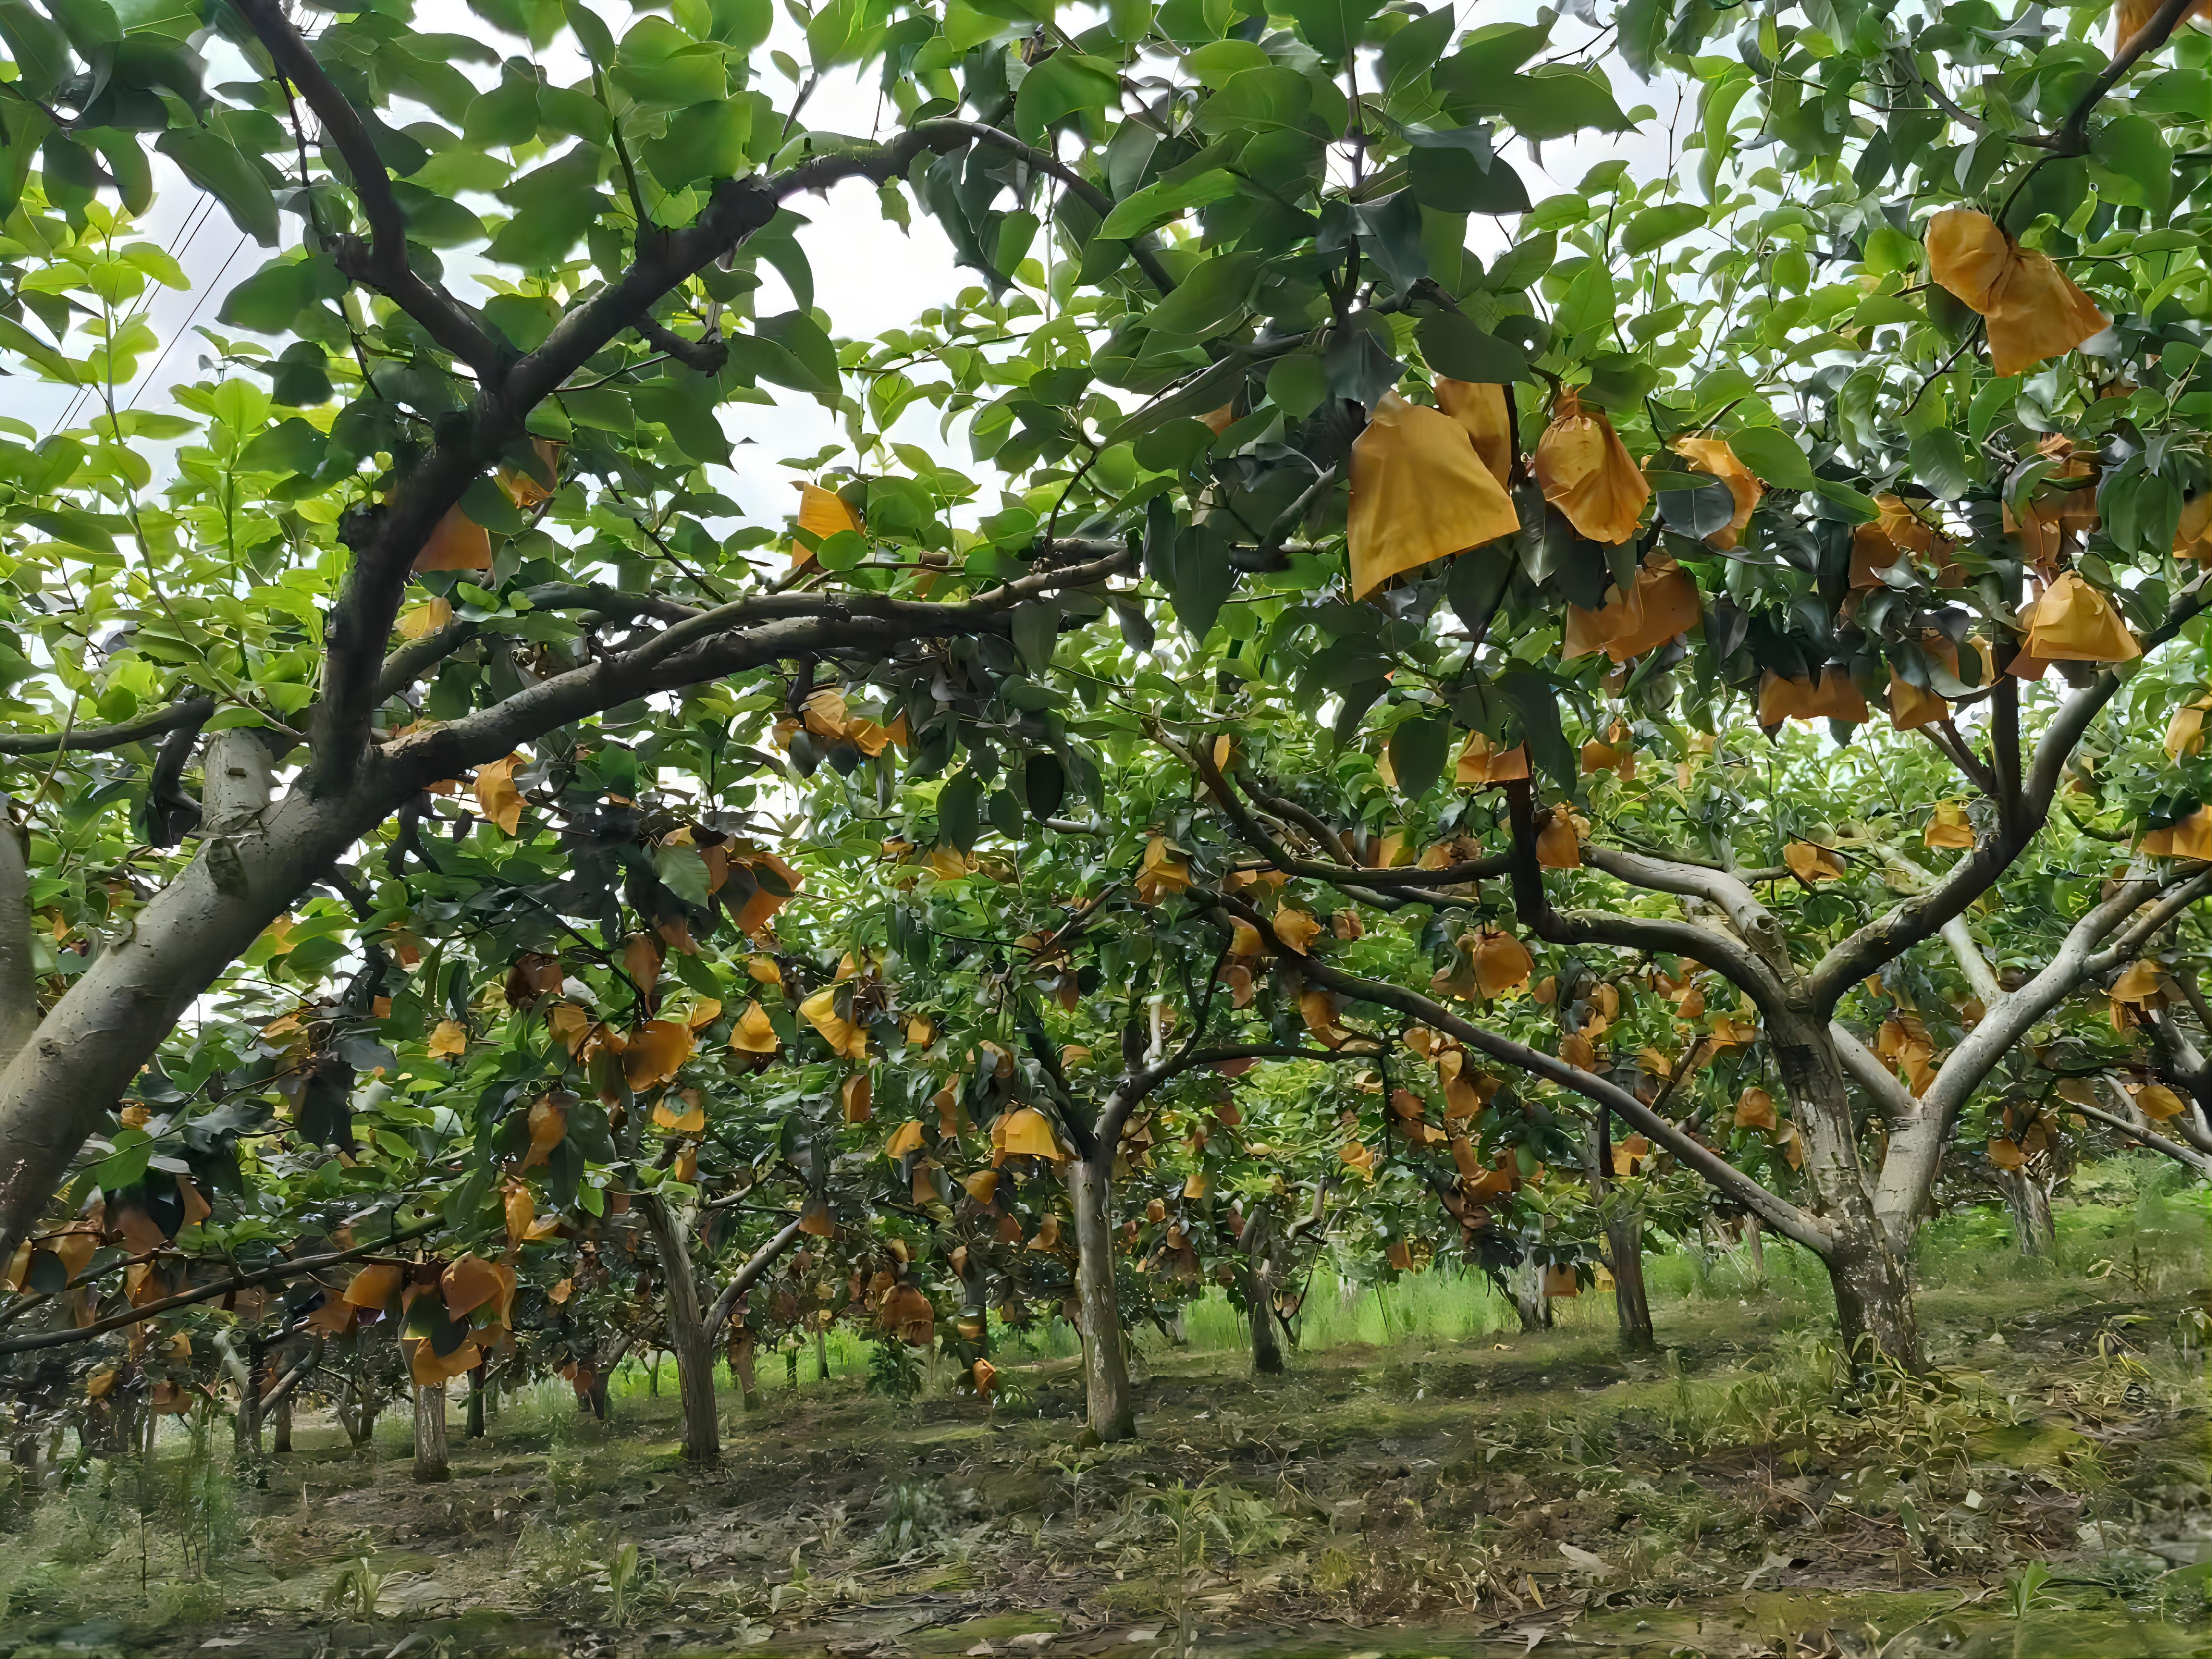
<box><xmin>1774</xmin><ymin>1030</ymin><xmax>1922</xmax><ymax>1369</ymax></box>
<box><xmin>1242</xmin><ymin>1213</ymin><xmax>1285</xmax><ymax>1376</ymax></box>
<box><xmin>411</xmin><ymin>1382</ymin><xmax>448</xmax><ymax>1482</ymax></box>
<box><xmin>1068</xmin><ymin>1153</ymin><xmax>1135</xmax><ymax>1440</ymax></box>
<box><xmin>639</xmin><ymin>1192</ymin><xmax>720</xmax><ymax>1463</ymax></box>
<box><xmin>2000</xmin><ymin>1167</ymin><xmax>2058</xmax><ymax>1256</ymax></box>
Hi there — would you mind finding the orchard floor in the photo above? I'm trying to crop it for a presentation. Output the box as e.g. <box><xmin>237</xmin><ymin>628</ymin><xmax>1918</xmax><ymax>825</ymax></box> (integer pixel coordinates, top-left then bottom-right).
<box><xmin>4</xmin><ymin>1163</ymin><xmax>2212</xmax><ymax>1659</ymax></box>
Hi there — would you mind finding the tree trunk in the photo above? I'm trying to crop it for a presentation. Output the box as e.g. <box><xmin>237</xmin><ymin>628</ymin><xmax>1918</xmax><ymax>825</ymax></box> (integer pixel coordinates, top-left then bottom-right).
<box><xmin>1774</xmin><ymin>1030</ymin><xmax>1923</xmax><ymax>1370</ymax></box>
<box><xmin>639</xmin><ymin>1193</ymin><xmax>719</xmax><ymax>1463</ymax></box>
<box><xmin>1825</xmin><ymin>1237</ymin><xmax>1922</xmax><ymax>1371</ymax></box>
<box><xmin>1603</xmin><ymin>1207</ymin><xmax>1655</xmax><ymax>1352</ymax></box>
<box><xmin>1999</xmin><ymin>1167</ymin><xmax>2057</xmax><ymax>1257</ymax></box>
<box><xmin>465</xmin><ymin>1363</ymin><xmax>487</xmax><ymax>1438</ymax></box>
<box><xmin>1513</xmin><ymin>1255</ymin><xmax>1551</xmax><ymax>1333</ymax></box>
<box><xmin>235</xmin><ymin>1337</ymin><xmax>264</xmax><ymax>1469</ymax></box>
<box><xmin>1589</xmin><ymin>1113</ymin><xmax>1653</xmax><ymax>1352</ymax></box>
<box><xmin>0</xmin><ymin>770</ymin><xmax>385</xmax><ymax>1264</ymax></box>
<box><xmin>1068</xmin><ymin>1152</ymin><xmax>1136</xmax><ymax>1441</ymax></box>
<box><xmin>272</xmin><ymin>1391</ymin><xmax>292</xmax><ymax>1455</ymax></box>
<box><xmin>1243</xmin><ymin>1214</ymin><xmax>1285</xmax><ymax>1376</ymax></box>
<box><xmin>411</xmin><ymin>1382</ymin><xmax>449</xmax><ymax>1482</ymax></box>
<box><xmin>815</xmin><ymin>1324</ymin><xmax>830</xmax><ymax>1384</ymax></box>
<box><xmin>1744</xmin><ymin>1212</ymin><xmax>1767</xmax><ymax>1282</ymax></box>
<box><xmin>729</xmin><ymin>1330</ymin><xmax>760</xmax><ymax>1410</ymax></box>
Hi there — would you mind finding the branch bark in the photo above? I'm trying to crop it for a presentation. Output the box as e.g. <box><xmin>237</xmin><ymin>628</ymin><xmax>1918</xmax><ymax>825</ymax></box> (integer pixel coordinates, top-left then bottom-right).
<box><xmin>0</xmin><ymin>697</ymin><xmax>216</xmax><ymax>757</ymax></box>
<box><xmin>1214</xmin><ymin>892</ymin><xmax>1831</xmax><ymax>1253</ymax></box>
<box><xmin>0</xmin><ymin>823</ymin><xmax>36</xmax><ymax>1071</ymax></box>
<box><xmin>0</xmin><ymin>1220</ymin><xmax>439</xmax><ymax>1356</ymax></box>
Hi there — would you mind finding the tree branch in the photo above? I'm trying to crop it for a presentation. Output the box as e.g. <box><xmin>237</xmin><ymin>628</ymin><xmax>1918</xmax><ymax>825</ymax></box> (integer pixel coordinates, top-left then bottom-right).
<box><xmin>1809</xmin><ymin>580</ymin><xmax>2212</xmax><ymax>1012</ymax></box>
<box><xmin>0</xmin><ymin>824</ymin><xmax>33</xmax><ymax>1073</ymax></box>
<box><xmin>1874</xmin><ymin>866</ymin><xmax>2212</xmax><ymax>1235</ymax></box>
<box><xmin>1500</xmin><ymin>780</ymin><xmax>1791</xmax><ymax>1022</ymax></box>
<box><xmin>1578</xmin><ymin>843</ymin><xmax>1795</xmax><ymax>979</ymax></box>
<box><xmin>2070</xmin><ymin>1094</ymin><xmax>2212</xmax><ymax>1177</ymax></box>
<box><xmin>386</xmin><ymin>550</ymin><xmax>1135</xmax><ymax>788</ymax></box>
<box><xmin>0</xmin><ymin>1219</ymin><xmax>440</xmax><ymax>1357</ymax></box>
<box><xmin>0</xmin><ymin>696</ymin><xmax>216</xmax><ymax>757</ymax></box>
<box><xmin>1215</xmin><ymin>893</ymin><xmax>1830</xmax><ymax>1253</ymax></box>
<box><xmin>704</xmin><ymin>1217</ymin><xmax>806</xmax><ymax>1333</ymax></box>
<box><xmin>230</xmin><ymin>0</ymin><xmax>505</xmax><ymax>382</ymax></box>
<box><xmin>1179</xmin><ymin>727</ymin><xmax>1507</xmax><ymax>892</ymax></box>
<box><xmin>2057</xmin><ymin>0</ymin><xmax>2201</xmax><ymax>152</ymax></box>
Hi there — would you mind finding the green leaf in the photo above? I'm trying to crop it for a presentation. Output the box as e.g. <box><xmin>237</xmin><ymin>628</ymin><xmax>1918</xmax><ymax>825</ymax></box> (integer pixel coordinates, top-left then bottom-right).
<box><xmin>1407</xmin><ymin>147</ymin><xmax>1530</xmax><ymax>214</ymax></box>
<box><xmin>1013</xmin><ymin>51</ymin><xmax>1121</xmax><ymax>142</ymax></box>
<box><xmin>1725</xmin><ymin>426</ymin><xmax>1813</xmax><ymax>491</ymax></box>
<box><xmin>632</xmin><ymin>376</ymin><xmax>732</xmax><ymax>465</ymax></box>
<box><xmin>1387</xmin><ymin>712</ymin><xmax>1450</xmax><ymax>798</ymax></box>
<box><xmin>1380</xmin><ymin>5</ymin><xmax>1452</xmax><ymax>91</ymax></box>
<box><xmin>2091</xmin><ymin>112</ymin><xmax>2172</xmax><ymax>216</ymax></box>
<box><xmin>488</xmin><ymin>145</ymin><xmax>608</xmax><ymax>265</ymax></box>
<box><xmin>1268</xmin><ymin>353</ymin><xmax>1326</xmax><ymax>418</ymax></box>
<box><xmin>654</xmin><ymin>843</ymin><xmax>712</xmax><ymax>907</ymax></box>
<box><xmin>1282</xmin><ymin>0</ymin><xmax>1379</xmax><ymax>61</ymax></box>
<box><xmin>1553</xmin><ymin>260</ymin><xmax>1615</xmax><ymax>342</ymax></box>
<box><xmin>1450</xmin><ymin>68</ymin><xmax>1631</xmax><ymax>141</ymax></box>
<box><xmin>1185</xmin><ymin>38</ymin><xmax>1268</xmax><ymax>86</ymax></box>
<box><xmin>464</xmin><ymin>71</ymin><xmax>543</xmax><ymax>148</ymax></box>
<box><xmin>1143</xmin><ymin>250</ymin><xmax>1263</xmax><ymax>341</ymax></box>
<box><xmin>156</xmin><ymin>129</ymin><xmax>279</xmax><ymax>245</ymax></box>
<box><xmin>939</xmin><ymin>769</ymin><xmax>981</xmax><ymax>851</ymax></box>
<box><xmin>1416</xmin><ymin>311</ymin><xmax>1528</xmax><ymax>383</ymax></box>
<box><xmin>1195</xmin><ymin>65</ymin><xmax>1313</xmax><ymax>134</ymax></box>
<box><xmin>1909</xmin><ymin>428</ymin><xmax>1977</xmax><ymax>502</ymax></box>
<box><xmin>1023</xmin><ymin>751</ymin><xmax>1066</xmax><ymax>820</ymax></box>
<box><xmin>1619</xmin><ymin>202</ymin><xmax>1705</xmax><ymax>256</ymax></box>
<box><xmin>1011</xmin><ymin>600</ymin><xmax>1058</xmax><ymax>675</ymax></box>
<box><xmin>643</xmin><ymin>98</ymin><xmax>752</xmax><ymax>186</ymax></box>
<box><xmin>754</xmin><ymin>308</ymin><xmax>839</xmax><ymax>396</ymax></box>
<box><xmin>1500</xmin><ymin>666</ymin><xmax>1573</xmax><ymax>792</ymax></box>
<box><xmin>1098</xmin><ymin>168</ymin><xmax>1240</xmax><ymax>240</ymax></box>
<box><xmin>237</xmin><ymin>417</ymin><xmax>327</xmax><ymax>477</ymax></box>
<box><xmin>0</xmin><ymin>0</ymin><xmax>72</xmax><ymax>97</ymax></box>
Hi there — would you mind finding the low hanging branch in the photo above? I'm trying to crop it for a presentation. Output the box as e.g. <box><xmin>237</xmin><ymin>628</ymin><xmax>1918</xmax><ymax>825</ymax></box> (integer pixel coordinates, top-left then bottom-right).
<box><xmin>0</xmin><ymin>1219</ymin><xmax>442</xmax><ymax>1358</ymax></box>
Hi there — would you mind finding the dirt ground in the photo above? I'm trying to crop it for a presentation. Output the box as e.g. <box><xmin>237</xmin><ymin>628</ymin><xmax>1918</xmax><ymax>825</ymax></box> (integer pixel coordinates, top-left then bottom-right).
<box><xmin>3</xmin><ymin>1207</ymin><xmax>2212</xmax><ymax>1659</ymax></box>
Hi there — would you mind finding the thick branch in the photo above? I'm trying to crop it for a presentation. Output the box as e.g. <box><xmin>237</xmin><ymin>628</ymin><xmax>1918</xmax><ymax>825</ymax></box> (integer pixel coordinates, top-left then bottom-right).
<box><xmin>1500</xmin><ymin>781</ymin><xmax>1790</xmax><ymax>1021</ymax></box>
<box><xmin>1831</xmin><ymin>1020</ymin><xmax>1917</xmax><ymax>1121</ymax></box>
<box><xmin>0</xmin><ymin>696</ymin><xmax>215</xmax><ymax>757</ymax></box>
<box><xmin>1810</xmin><ymin>583</ymin><xmax>2211</xmax><ymax>1012</ymax></box>
<box><xmin>636</xmin><ymin>316</ymin><xmax>729</xmax><ymax>374</ymax></box>
<box><xmin>2071</xmin><ymin>1094</ymin><xmax>2212</xmax><ymax>1177</ymax></box>
<box><xmin>704</xmin><ymin>1217</ymin><xmax>806</xmax><ymax>1332</ymax></box>
<box><xmin>230</xmin><ymin>0</ymin><xmax>504</xmax><ymax>381</ymax></box>
<box><xmin>385</xmin><ymin>550</ymin><xmax>1135</xmax><ymax>788</ymax></box>
<box><xmin>1874</xmin><ymin>867</ymin><xmax>2212</xmax><ymax>1234</ymax></box>
<box><xmin>1216</xmin><ymin>893</ymin><xmax>1830</xmax><ymax>1252</ymax></box>
<box><xmin>2058</xmin><ymin>0</ymin><xmax>2201</xmax><ymax>151</ymax></box>
<box><xmin>376</xmin><ymin>621</ymin><xmax>477</xmax><ymax>703</ymax></box>
<box><xmin>1579</xmin><ymin>843</ymin><xmax>1794</xmax><ymax>979</ymax></box>
<box><xmin>0</xmin><ymin>825</ymin><xmax>34</xmax><ymax>1071</ymax></box>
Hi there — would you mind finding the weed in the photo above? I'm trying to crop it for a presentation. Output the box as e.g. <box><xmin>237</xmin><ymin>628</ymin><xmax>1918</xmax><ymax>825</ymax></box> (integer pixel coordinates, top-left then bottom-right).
<box><xmin>871</xmin><ymin>1480</ymin><xmax>952</xmax><ymax>1562</ymax></box>
<box><xmin>865</xmin><ymin>1341</ymin><xmax>922</xmax><ymax>1400</ymax></box>
<box><xmin>603</xmin><ymin>1537</ymin><xmax>645</xmax><ymax>1626</ymax></box>
<box><xmin>327</xmin><ymin>1555</ymin><xmax>385</xmax><ymax>1620</ymax></box>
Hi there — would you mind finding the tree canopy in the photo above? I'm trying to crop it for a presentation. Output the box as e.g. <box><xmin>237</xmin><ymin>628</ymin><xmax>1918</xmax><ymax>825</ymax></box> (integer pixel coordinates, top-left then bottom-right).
<box><xmin>5</xmin><ymin>0</ymin><xmax>2212</xmax><ymax>1459</ymax></box>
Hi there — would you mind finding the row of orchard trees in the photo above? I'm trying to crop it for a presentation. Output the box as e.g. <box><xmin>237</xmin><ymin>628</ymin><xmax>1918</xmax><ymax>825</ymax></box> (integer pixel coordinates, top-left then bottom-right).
<box><xmin>2</xmin><ymin>0</ymin><xmax>2212</xmax><ymax>1469</ymax></box>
